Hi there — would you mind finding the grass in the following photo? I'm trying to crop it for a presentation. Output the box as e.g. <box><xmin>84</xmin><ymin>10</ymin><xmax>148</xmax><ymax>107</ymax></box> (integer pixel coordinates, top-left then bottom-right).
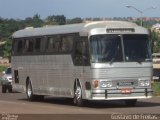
<box><xmin>152</xmin><ymin>82</ymin><xmax>160</xmax><ymax>96</ymax></box>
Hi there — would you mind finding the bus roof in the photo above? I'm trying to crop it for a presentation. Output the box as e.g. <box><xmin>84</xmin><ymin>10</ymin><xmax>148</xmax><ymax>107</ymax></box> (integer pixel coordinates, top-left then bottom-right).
<box><xmin>12</xmin><ymin>21</ymin><xmax>148</xmax><ymax>38</ymax></box>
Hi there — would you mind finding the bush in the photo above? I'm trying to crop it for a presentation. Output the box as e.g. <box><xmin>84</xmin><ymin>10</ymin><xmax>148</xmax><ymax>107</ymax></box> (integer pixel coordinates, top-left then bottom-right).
<box><xmin>0</xmin><ymin>66</ymin><xmax>7</xmax><ymax>85</ymax></box>
<box><xmin>0</xmin><ymin>65</ymin><xmax>7</xmax><ymax>73</ymax></box>
<box><xmin>152</xmin><ymin>82</ymin><xmax>160</xmax><ymax>96</ymax></box>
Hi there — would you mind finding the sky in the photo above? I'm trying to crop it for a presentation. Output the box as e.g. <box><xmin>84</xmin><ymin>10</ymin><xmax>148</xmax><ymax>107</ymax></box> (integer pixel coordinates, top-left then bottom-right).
<box><xmin>0</xmin><ymin>0</ymin><xmax>160</xmax><ymax>19</ymax></box>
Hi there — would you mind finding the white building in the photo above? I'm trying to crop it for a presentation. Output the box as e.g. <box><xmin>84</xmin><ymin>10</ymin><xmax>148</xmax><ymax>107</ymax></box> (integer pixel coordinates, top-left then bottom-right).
<box><xmin>152</xmin><ymin>23</ymin><xmax>160</xmax><ymax>34</ymax></box>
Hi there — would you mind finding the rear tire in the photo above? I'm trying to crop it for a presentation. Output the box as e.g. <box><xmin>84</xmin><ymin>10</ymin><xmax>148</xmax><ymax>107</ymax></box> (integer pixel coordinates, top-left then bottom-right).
<box><xmin>2</xmin><ymin>85</ymin><xmax>7</xmax><ymax>93</ymax></box>
<box><xmin>8</xmin><ymin>85</ymin><xmax>12</xmax><ymax>93</ymax></box>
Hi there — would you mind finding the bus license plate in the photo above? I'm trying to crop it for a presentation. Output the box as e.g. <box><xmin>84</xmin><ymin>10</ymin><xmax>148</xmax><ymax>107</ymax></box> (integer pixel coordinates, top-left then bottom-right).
<box><xmin>121</xmin><ymin>88</ymin><xmax>132</xmax><ymax>94</ymax></box>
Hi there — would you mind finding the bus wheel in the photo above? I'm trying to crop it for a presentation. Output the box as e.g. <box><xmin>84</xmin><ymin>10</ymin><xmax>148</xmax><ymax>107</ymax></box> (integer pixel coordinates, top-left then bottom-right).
<box><xmin>74</xmin><ymin>80</ymin><xmax>84</xmax><ymax>106</ymax></box>
<box><xmin>125</xmin><ymin>99</ymin><xmax>137</xmax><ymax>106</ymax></box>
<box><xmin>26</xmin><ymin>81</ymin><xmax>35</xmax><ymax>101</ymax></box>
<box><xmin>2</xmin><ymin>85</ymin><xmax>7</xmax><ymax>93</ymax></box>
<box><xmin>8</xmin><ymin>85</ymin><xmax>12</xmax><ymax>93</ymax></box>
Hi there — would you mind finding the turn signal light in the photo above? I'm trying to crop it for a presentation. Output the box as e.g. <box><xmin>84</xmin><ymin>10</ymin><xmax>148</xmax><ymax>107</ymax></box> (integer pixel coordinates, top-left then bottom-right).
<box><xmin>93</xmin><ymin>80</ymin><xmax>99</xmax><ymax>88</ymax></box>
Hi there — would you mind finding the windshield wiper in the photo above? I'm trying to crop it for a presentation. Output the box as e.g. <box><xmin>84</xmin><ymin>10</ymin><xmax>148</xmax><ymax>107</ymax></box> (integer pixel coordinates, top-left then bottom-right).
<box><xmin>109</xmin><ymin>57</ymin><xmax>115</xmax><ymax>65</ymax></box>
<box><xmin>145</xmin><ymin>59</ymin><xmax>152</xmax><ymax>62</ymax></box>
<box><xmin>136</xmin><ymin>59</ymin><xmax>143</xmax><ymax>64</ymax></box>
<box><xmin>132</xmin><ymin>58</ymin><xmax>144</xmax><ymax>64</ymax></box>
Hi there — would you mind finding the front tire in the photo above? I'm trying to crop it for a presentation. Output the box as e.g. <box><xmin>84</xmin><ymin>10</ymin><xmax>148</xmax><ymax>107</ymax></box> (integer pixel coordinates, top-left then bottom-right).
<box><xmin>73</xmin><ymin>80</ymin><xmax>84</xmax><ymax>106</ymax></box>
<box><xmin>26</xmin><ymin>81</ymin><xmax>35</xmax><ymax>101</ymax></box>
<box><xmin>26</xmin><ymin>80</ymin><xmax>44</xmax><ymax>101</ymax></box>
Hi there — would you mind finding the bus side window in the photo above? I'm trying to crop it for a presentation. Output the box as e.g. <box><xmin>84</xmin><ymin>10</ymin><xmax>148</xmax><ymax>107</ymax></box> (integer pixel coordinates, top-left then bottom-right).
<box><xmin>47</xmin><ymin>37</ymin><xmax>54</xmax><ymax>52</ymax></box>
<box><xmin>24</xmin><ymin>39</ymin><xmax>33</xmax><ymax>53</ymax></box>
<box><xmin>46</xmin><ymin>36</ymin><xmax>60</xmax><ymax>53</ymax></box>
<box><xmin>24</xmin><ymin>40</ymin><xmax>29</xmax><ymax>52</ymax></box>
<box><xmin>12</xmin><ymin>40</ymin><xmax>18</xmax><ymax>55</ymax></box>
<box><xmin>34</xmin><ymin>38</ymin><xmax>41</xmax><ymax>52</ymax></box>
<box><xmin>61</xmin><ymin>36</ymin><xmax>73</xmax><ymax>53</ymax></box>
<box><xmin>28</xmin><ymin>40</ymin><xmax>33</xmax><ymax>52</ymax></box>
<box><xmin>74</xmin><ymin>40</ymin><xmax>89</xmax><ymax>66</ymax></box>
<box><xmin>17</xmin><ymin>40</ymin><xmax>23</xmax><ymax>53</ymax></box>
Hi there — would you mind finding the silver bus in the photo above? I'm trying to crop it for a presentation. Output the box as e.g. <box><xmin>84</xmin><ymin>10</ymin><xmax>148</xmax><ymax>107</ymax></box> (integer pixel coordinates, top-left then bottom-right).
<box><xmin>11</xmin><ymin>21</ymin><xmax>153</xmax><ymax>106</ymax></box>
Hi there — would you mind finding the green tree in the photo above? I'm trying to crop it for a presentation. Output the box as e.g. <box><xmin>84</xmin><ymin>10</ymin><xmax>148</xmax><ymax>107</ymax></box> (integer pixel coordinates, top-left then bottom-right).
<box><xmin>67</xmin><ymin>17</ymin><xmax>83</xmax><ymax>24</ymax></box>
<box><xmin>151</xmin><ymin>30</ymin><xmax>160</xmax><ymax>53</ymax></box>
<box><xmin>32</xmin><ymin>14</ymin><xmax>43</xmax><ymax>27</ymax></box>
<box><xmin>45</xmin><ymin>15</ymin><xmax>57</xmax><ymax>25</ymax></box>
<box><xmin>3</xmin><ymin>38</ymin><xmax>12</xmax><ymax>58</ymax></box>
<box><xmin>54</xmin><ymin>15</ymin><xmax>66</xmax><ymax>25</ymax></box>
<box><xmin>24</xmin><ymin>14</ymin><xmax>43</xmax><ymax>27</ymax></box>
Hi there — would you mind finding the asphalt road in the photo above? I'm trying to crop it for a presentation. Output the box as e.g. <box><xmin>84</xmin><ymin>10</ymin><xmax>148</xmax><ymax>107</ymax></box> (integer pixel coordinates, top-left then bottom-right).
<box><xmin>0</xmin><ymin>86</ymin><xmax>160</xmax><ymax>120</ymax></box>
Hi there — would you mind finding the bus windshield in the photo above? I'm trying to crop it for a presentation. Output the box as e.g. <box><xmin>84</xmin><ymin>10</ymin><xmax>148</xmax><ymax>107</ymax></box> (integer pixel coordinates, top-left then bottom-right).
<box><xmin>90</xmin><ymin>34</ymin><xmax>151</xmax><ymax>63</ymax></box>
<box><xmin>123</xmin><ymin>35</ymin><xmax>151</xmax><ymax>62</ymax></box>
<box><xmin>5</xmin><ymin>68</ymin><xmax>12</xmax><ymax>74</ymax></box>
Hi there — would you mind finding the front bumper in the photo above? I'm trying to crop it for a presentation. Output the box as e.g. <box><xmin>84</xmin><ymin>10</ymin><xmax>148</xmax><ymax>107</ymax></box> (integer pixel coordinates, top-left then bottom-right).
<box><xmin>90</xmin><ymin>88</ymin><xmax>153</xmax><ymax>100</ymax></box>
<box><xmin>1</xmin><ymin>81</ymin><xmax>12</xmax><ymax>86</ymax></box>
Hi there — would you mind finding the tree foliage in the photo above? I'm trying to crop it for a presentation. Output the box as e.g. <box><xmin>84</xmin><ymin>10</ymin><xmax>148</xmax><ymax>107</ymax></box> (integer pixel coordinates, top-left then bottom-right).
<box><xmin>151</xmin><ymin>30</ymin><xmax>160</xmax><ymax>53</ymax></box>
<box><xmin>67</xmin><ymin>17</ymin><xmax>83</xmax><ymax>24</ymax></box>
<box><xmin>3</xmin><ymin>38</ymin><xmax>12</xmax><ymax>58</ymax></box>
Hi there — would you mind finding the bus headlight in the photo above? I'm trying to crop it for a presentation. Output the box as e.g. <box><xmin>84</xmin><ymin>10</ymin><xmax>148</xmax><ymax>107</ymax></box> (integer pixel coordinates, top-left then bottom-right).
<box><xmin>100</xmin><ymin>80</ymin><xmax>112</xmax><ymax>88</ymax></box>
<box><xmin>138</xmin><ymin>80</ymin><xmax>150</xmax><ymax>87</ymax></box>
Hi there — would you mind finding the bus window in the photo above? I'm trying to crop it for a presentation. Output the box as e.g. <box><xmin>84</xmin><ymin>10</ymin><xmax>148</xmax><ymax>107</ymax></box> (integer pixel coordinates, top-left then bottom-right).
<box><xmin>24</xmin><ymin>39</ymin><xmax>34</xmax><ymax>53</ymax></box>
<box><xmin>61</xmin><ymin>36</ymin><xmax>73</xmax><ymax>53</ymax></box>
<box><xmin>12</xmin><ymin>40</ymin><xmax>18</xmax><ymax>55</ymax></box>
<box><xmin>46</xmin><ymin>36</ymin><xmax>60</xmax><ymax>53</ymax></box>
<box><xmin>123</xmin><ymin>35</ymin><xmax>151</xmax><ymax>62</ymax></box>
<box><xmin>74</xmin><ymin>39</ymin><xmax>89</xmax><ymax>66</ymax></box>
<box><xmin>28</xmin><ymin>40</ymin><xmax>33</xmax><ymax>52</ymax></box>
<box><xmin>90</xmin><ymin>35</ymin><xmax>122</xmax><ymax>63</ymax></box>
<box><xmin>17</xmin><ymin>40</ymin><xmax>23</xmax><ymax>53</ymax></box>
<box><xmin>34</xmin><ymin>38</ymin><xmax>41</xmax><ymax>52</ymax></box>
